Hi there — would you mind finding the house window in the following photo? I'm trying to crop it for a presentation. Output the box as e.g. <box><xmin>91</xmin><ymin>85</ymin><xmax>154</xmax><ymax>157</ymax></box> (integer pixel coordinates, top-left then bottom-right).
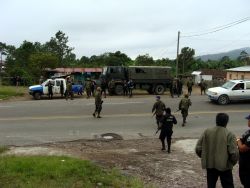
<box><xmin>241</xmin><ymin>75</ymin><xmax>244</xmax><ymax>80</ymax></box>
<box><xmin>229</xmin><ymin>74</ymin><xmax>232</xmax><ymax>79</ymax></box>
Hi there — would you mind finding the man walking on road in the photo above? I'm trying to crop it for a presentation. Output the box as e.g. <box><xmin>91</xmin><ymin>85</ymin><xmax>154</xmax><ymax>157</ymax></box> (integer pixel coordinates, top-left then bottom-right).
<box><xmin>159</xmin><ymin>108</ymin><xmax>177</xmax><ymax>153</ymax></box>
<box><xmin>186</xmin><ymin>77</ymin><xmax>194</xmax><ymax>96</ymax></box>
<box><xmin>195</xmin><ymin>113</ymin><xmax>239</xmax><ymax>188</ymax></box>
<box><xmin>93</xmin><ymin>87</ymin><xmax>103</xmax><ymax>118</ymax></box>
<box><xmin>179</xmin><ymin>94</ymin><xmax>192</xmax><ymax>126</ymax></box>
<box><xmin>152</xmin><ymin>96</ymin><xmax>166</xmax><ymax>128</ymax></box>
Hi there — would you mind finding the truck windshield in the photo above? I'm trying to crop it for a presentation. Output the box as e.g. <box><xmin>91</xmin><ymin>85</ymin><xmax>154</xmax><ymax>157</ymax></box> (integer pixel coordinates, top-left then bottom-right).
<box><xmin>221</xmin><ymin>81</ymin><xmax>235</xmax><ymax>89</ymax></box>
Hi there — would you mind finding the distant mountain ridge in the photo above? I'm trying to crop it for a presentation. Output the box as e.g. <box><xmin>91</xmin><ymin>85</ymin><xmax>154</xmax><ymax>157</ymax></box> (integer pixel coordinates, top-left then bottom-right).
<box><xmin>196</xmin><ymin>47</ymin><xmax>250</xmax><ymax>61</ymax></box>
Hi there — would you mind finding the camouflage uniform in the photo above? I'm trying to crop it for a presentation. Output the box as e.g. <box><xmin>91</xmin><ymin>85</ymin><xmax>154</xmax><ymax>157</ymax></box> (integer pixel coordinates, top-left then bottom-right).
<box><xmin>93</xmin><ymin>88</ymin><xmax>103</xmax><ymax>118</ymax></box>
<box><xmin>179</xmin><ymin>94</ymin><xmax>192</xmax><ymax>126</ymax></box>
<box><xmin>152</xmin><ymin>97</ymin><xmax>166</xmax><ymax>128</ymax></box>
<box><xmin>85</xmin><ymin>79</ymin><xmax>92</xmax><ymax>98</ymax></box>
<box><xmin>186</xmin><ymin>79</ymin><xmax>194</xmax><ymax>96</ymax></box>
<box><xmin>200</xmin><ymin>79</ymin><xmax>207</xmax><ymax>95</ymax></box>
<box><xmin>108</xmin><ymin>80</ymin><xmax>115</xmax><ymax>95</ymax></box>
<box><xmin>65</xmin><ymin>80</ymin><xmax>73</xmax><ymax>100</ymax></box>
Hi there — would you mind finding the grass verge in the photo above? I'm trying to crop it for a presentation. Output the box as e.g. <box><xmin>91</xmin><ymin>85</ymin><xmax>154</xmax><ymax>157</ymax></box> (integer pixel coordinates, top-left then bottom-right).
<box><xmin>0</xmin><ymin>146</ymin><xmax>8</xmax><ymax>154</ymax></box>
<box><xmin>0</xmin><ymin>156</ymin><xmax>145</xmax><ymax>188</ymax></box>
<box><xmin>0</xmin><ymin>86</ymin><xmax>26</xmax><ymax>100</ymax></box>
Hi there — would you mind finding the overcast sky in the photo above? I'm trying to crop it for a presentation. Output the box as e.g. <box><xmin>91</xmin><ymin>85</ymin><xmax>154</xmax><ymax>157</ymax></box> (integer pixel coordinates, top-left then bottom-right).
<box><xmin>1</xmin><ymin>0</ymin><xmax>250</xmax><ymax>59</ymax></box>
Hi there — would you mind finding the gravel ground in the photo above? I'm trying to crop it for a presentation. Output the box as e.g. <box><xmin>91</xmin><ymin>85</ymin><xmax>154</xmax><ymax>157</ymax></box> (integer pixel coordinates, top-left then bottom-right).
<box><xmin>5</xmin><ymin>138</ymin><xmax>243</xmax><ymax>188</ymax></box>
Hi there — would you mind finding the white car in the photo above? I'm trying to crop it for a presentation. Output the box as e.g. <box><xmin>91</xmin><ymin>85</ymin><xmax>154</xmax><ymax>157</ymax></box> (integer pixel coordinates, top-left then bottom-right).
<box><xmin>206</xmin><ymin>80</ymin><xmax>250</xmax><ymax>104</ymax></box>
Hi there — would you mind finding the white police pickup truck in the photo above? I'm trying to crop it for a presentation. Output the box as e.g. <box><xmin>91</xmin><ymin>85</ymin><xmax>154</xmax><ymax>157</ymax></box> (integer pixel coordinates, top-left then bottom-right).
<box><xmin>29</xmin><ymin>78</ymin><xmax>83</xmax><ymax>100</ymax></box>
<box><xmin>206</xmin><ymin>80</ymin><xmax>250</xmax><ymax>104</ymax></box>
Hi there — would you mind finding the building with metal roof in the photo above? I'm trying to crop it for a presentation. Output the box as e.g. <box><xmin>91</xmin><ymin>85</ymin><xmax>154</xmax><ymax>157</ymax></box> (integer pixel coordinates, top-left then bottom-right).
<box><xmin>226</xmin><ymin>66</ymin><xmax>250</xmax><ymax>80</ymax></box>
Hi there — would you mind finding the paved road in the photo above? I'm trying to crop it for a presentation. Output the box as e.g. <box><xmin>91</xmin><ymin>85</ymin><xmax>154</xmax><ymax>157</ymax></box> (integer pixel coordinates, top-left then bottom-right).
<box><xmin>0</xmin><ymin>94</ymin><xmax>249</xmax><ymax>146</ymax></box>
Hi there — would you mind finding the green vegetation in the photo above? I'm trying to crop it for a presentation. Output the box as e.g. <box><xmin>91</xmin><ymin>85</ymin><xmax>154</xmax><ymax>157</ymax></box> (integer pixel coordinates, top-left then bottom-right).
<box><xmin>0</xmin><ymin>156</ymin><xmax>144</xmax><ymax>188</ymax></box>
<box><xmin>0</xmin><ymin>86</ymin><xmax>26</xmax><ymax>100</ymax></box>
<box><xmin>0</xmin><ymin>146</ymin><xmax>8</xmax><ymax>154</ymax></box>
<box><xmin>1</xmin><ymin>30</ymin><xmax>249</xmax><ymax>85</ymax></box>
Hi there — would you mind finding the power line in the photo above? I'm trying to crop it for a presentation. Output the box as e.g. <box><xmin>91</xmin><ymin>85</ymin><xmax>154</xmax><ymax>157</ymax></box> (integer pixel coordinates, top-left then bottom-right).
<box><xmin>182</xmin><ymin>17</ymin><xmax>250</xmax><ymax>38</ymax></box>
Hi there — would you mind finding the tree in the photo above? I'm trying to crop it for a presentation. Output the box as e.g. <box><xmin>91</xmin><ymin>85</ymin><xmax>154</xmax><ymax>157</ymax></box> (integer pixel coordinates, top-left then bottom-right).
<box><xmin>29</xmin><ymin>52</ymin><xmax>59</xmax><ymax>79</ymax></box>
<box><xmin>44</xmin><ymin>31</ymin><xmax>74</xmax><ymax>66</ymax></box>
<box><xmin>178</xmin><ymin>47</ymin><xmax>195</xmax><ymax>74</ymax></box>
<box><xmin>134</xmin><ymin>54</ymin><xmax>154</xmax><ymax>66</ymax></box>
<box><xmin>238</xmin><ymin>50</ymin><xmax>250</xmax><ymax>65</ymax></box>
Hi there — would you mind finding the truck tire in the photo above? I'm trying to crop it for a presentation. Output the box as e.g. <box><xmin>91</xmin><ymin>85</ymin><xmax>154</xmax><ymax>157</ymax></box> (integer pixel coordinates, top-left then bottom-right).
<box><xmin>34</xmin><ymin>92</ymin><xmax>41</xmax><ymax>100</ymax></box>
<box><xmin>155</xmin><ymin>85</ymin><xmax>165</xmax><ymax>95</ymax></box>
<box><xmin>115</xmin><ymin>84</ymin><xmax>123</xmax><ymax>95</ymax></box>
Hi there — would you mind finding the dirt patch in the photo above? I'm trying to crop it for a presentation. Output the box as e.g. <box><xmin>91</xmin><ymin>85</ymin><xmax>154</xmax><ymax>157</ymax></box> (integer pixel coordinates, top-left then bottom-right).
<box><xmin>5</xmin><ymin>138</ymin><xmax>242</xmax><ymax>188</ymax></box>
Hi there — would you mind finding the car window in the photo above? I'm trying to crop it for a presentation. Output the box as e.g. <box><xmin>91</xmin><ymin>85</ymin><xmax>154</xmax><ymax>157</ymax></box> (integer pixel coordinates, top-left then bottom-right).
<box><xmin>246</xmin><ymin>82</ymin><xmax>250</xmax><ymax>90</ymax></box>
<box><xmin>232</xmin><ymin>83</ymin><xmax>244</xmax><ymax>90</ymax></box>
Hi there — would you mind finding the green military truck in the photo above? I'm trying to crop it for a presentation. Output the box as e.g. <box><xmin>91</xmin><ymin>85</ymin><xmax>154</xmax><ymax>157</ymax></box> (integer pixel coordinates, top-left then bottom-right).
<box><xmin>101</xmin><ymin>66</ymin><xmax>172</xmax><ymax>95</ymax></box>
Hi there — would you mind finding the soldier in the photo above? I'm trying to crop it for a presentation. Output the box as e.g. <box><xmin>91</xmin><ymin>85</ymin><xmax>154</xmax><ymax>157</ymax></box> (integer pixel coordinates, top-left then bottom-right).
<box><xmin>65</xmin><ymin>78</ymin><xmax>73</xmax><ymax>100</ymax></box>
<box><xmin>186</xmin><ymin>77</ymin><xmax>194</xmax><ymax>96</ymax></box>
<box><xmin>152</xmin><ymin>96</ymin><xmax>166</xmax><ymax>128</ymax></box>
<box><xmin>47</xmin><ymin>80</ymin><xmax>53</xmax><ymax>99</ymax></box>
<box><xmin>100</xmin><ymin>78</ymin><xmax>107</xmax><ymax>98</ymax></box>
<box><xmin>127</xmin><ymin>79</ymin><xmax>134</xmax><ymax>98</ymax></box>
<box><xmin>91</xmin><ymin>80</ymin><xmax>96</xmax><ymax>96</ymax></box>
<box><xmin>199</xmin><ymin>79</ymin><xmax>207</xmax><ymax>95</ymax></box>
<box><xmin>169</xmin><ymin>79</ymin><xmax>174</xmax><ymax>98</ymax></box>
<box><xmin>93</xmin><ymin>87</ymin><xmax>103</xmax><ymax>118</ymax></box>
<box><xmin>176</xmin><ymin>78</ymin><xmax>182</xmax><ymax>97</ymax></box>
<box><xmin>85</xmin><ymin>78</ymin><xmax>92</xmax><ymax>98</ymax></box>
<box><xmin>179</xmin><ymin>94</ymin><xmax>192</xmax><ymax>126</ymax></box>
<box><xmin>60</xmin><ymin>80</ymin><xmax>64</xmax><ymax>98</ymax></box>
<box><xmin>108</xmin><ymin>79</ymin><xmax>115</xmax><ymax>95</ymax></box>
<box><xmin>123</xmin><ymin>80</ymin><xmax>128</xmax><ymax>96</ymax></box>
<box><xmin>159</xmin><ymin>108</ymin><xmax>177</xmax><ymax>153</ymax></box>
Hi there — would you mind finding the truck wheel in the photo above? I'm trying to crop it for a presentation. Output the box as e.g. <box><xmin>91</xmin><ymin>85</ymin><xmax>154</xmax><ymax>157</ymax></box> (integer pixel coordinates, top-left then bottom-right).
<box><xmin>217</xmin><ymin>95</ymin><xmax>229</xmax><ymax>105</ymax></box>
<box><xmin>115</xmin><ymin>84</ymin><xmax>123</xmax><ymax>95</ymax></box>
<box><xmin>155</xmin><ymin>85</ymin><xmax>165</xmax><ymax>95</ymax></box>
<box><xmin>34</xmin><ymin>92</ymin><xmax>41</xmax><ymax>100</ymax></box>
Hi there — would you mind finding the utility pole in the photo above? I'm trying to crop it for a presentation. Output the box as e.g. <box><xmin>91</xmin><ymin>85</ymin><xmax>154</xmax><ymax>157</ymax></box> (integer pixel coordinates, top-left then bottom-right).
<box><xmin>176</xmin><ymin>31</ymin><xmax>180</xmax><ymax>78</ymax></box>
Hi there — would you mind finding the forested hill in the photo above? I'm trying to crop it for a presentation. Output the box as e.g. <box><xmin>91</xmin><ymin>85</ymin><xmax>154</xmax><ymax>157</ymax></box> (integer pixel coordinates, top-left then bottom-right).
<box><xmin>196</xmin><ymin>47</ymin><xmax>250</xmax><ymax>61</ymax></box>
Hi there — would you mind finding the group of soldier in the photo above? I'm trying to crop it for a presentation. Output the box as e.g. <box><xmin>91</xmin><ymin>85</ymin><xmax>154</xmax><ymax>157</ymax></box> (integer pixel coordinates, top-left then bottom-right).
<box><xmin>152</xmin><ymin>93</ymin><xmax>192</xmax><ymax>153</ymax></box>
<box><xmin>169</xmin><ymin>77</ymin><xmax>208</xmax><ymax>97</ymax></box>
<box><xmin>46</xmin><ymin>76</ymin><xmax>75</xmax><ymax>100</ymax></box>
<box><xmin>105</xmin><ymin>78</ymin><xmax>134</xmax><ymax>97</ymax></box>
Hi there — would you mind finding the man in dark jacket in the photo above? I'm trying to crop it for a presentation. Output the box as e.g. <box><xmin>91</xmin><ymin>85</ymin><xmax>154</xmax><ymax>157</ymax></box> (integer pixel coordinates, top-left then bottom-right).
<box><xmin>195</xmin><ymin>113</ymin><xmax>238</xmax><ymax>188</ymax></box>
<box><xmin>237</xmin><ymin>114</ymin><xmax>250</xmax><ymax>188</ymax></box>
<box><xmin>159</xmin><ymin>108</ymin><xmax>177</xmax><ymax>153</ymax></box>
<box><xmin>47</xmin><ymin>80</ymin><xmax>53</xmax><ymax>99</ymax></box>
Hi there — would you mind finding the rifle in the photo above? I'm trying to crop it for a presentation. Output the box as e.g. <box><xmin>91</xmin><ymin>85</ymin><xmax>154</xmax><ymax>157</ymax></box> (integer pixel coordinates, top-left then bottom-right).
<box><xmin>154</xmin><ymin>128</ymin><xmax>160</xmax><ymax>135</ymax></box>
<box><xmin>175</xmin><ymin>109</ymin><xmax>181</xmax><ymax>113</ymax></box>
